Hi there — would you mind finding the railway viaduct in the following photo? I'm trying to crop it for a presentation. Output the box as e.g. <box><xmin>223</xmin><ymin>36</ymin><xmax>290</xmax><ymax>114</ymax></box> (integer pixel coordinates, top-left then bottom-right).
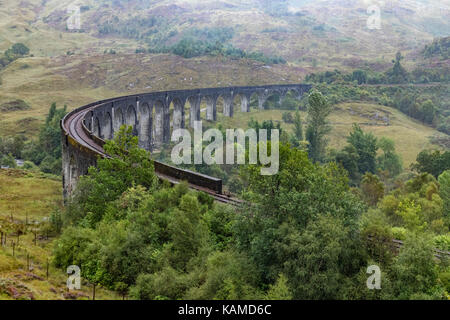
<box><xmin>61</xmin><ymin>84</ymin><xmax>312</xmax><ymax>202</ymax></box>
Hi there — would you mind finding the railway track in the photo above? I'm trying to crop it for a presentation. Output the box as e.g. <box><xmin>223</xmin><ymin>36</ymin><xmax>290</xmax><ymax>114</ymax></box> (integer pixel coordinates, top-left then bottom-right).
<box><xmin>367</xmin><ymin>236</ymin><xmax>450</xmax><ymax>260</ymax></box>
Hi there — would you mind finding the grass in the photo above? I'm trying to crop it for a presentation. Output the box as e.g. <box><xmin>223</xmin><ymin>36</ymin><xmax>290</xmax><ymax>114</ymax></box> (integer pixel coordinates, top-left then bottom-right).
<box><xmin>0</xmin><ymin>170</ymin><xmax>61</xmax><ymax>221</ymax></box>
<box><xmin>213</xmin><ymin>102</ymin><xmax>447</xmax><ymax>167</ymax></box>
<box><xmin>0</xmin><ymin>169</ymin><xmax>120</xmax><ymax>300</ymax></box>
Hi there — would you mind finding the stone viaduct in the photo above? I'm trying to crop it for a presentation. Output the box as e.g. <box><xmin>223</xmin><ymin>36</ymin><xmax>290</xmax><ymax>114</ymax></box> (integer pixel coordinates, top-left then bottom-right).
<box><xmin>61</xmin><ymin>84</ymin><xmax>312</xmax><ymax>201</ymax></box>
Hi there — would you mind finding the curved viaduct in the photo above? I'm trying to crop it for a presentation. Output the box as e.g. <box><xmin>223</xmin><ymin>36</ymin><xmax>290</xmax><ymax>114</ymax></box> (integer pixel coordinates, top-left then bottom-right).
<box><xmin>61</xmin><ymin>84</ymin><xmax>312</xmax><ymax>203</ymax></box>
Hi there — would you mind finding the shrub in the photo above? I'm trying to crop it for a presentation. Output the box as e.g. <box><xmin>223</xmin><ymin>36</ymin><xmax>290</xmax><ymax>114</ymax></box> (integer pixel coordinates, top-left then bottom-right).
<box><xmin>282</xmin><ymin>112</ymin><xmax>294</xmax><ymax>123</ymax></box>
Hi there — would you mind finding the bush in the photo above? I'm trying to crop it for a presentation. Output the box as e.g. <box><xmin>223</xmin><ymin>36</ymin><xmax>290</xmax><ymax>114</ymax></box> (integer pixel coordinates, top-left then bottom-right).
<box><xmin>433</xmin><ymin>234</ymin><xmax>450</xmax><ymax>251</ymax></box>
<box><xmin>22</xmin><ymin>161</ymin><xmax>38</xmax><ymax>171</ymax></box>
<box><xmin>282</xmin><ymin>112</ymin><xmax>294</xmax><ymax>123</ymax></box>
<box><xmin>11</xmin><ymin>43</ymin><xmax>29</xmax><ymax>56</ymax></box>
<box><xmin>39</xmin><ymin>155</ymin><xmax>61</xmax><ymax>175</ymax></box>
<box><xmin>0</xmin><ymin>153</ymin><xmax>16</xmax><ymax>168</ymax></box>
<box><xmin>391</xmin><ymin>227</ymin><xmax>407</xmax><ymax>240</ymax></box>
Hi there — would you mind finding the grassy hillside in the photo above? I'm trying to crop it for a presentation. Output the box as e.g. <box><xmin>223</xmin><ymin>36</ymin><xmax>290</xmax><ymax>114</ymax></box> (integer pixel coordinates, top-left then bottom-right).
<box><xmin>0</xmin><ymin>169</ymin><xmax>119</xmax><ymax>300</ymax></box>
<box><xmin>1</xmin><ymin>0</ymin><xmax>448</xmax><ymax>68</ymax></box>
<box><xmin>0</xmin><ymin>0</ymin><xmax>448</xmax><ymax>138</ymax></box>
<box><xmin>10</xmin><ymin>0</ymin><xmax>445</xmax><ymax>67</ymax></box>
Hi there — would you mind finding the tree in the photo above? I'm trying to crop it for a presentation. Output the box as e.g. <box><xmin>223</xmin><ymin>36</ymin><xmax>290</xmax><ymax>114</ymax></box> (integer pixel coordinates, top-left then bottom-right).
<box><xmin>279</xmin><ymin>215</ymin><xmax>366</xmax><ymax>299</ymax></box>
<box><xmin>1</xmin><ymin>43</ymin><xmax>29</xmax><ymax>65</ymax></box>
<box><xmin>22</xmin><ymin>103</ymin><xmax>67</xmax><ymax>171</ymax></box>
<box><xmin>395</xmin><ymin>199</ymin><xmax>427</xmax><ymax>232</ymax></box>
<box><xmin>352</xmin><ymin>70</ymin><xmax>367</xmax><ymax>84</ymax></box>
<box><xmin>11</xmin><ymin>43</ymin><xmax>30</xmax><ymax>56</ymax></box>
<box><xmin>335</xmin><ymin>145</ymin><xmax>360</xmax><ymax>184</ymax></box>
<box><xmin>377</xmin><ymin>137</ymin><xmax>403</xmax><ymax>177</ymax></box>
<box><xmin>421</xmin><ymin>100</ymin><xmax>436</xmax><ymax>125</ymax></box>
<box><xmin>184</xmin><ymin>251</ymin><xmax>262</xmax><ymax>300</ymax></box>
<box><xmin>0</xmin><ymin>153</ymin><xmax>16</xmax><ymax>168</ymax></box>
<box><xmin>265</xmin><ymin>274</ymin><xmax>292</xmax><ymax>300</ymax></box>
<box><xmin>347</xmin><ymin>124</ymin><xmax>378</xmax><ymax>175</ymax></box>
<box><xmin>53</xmin><ymin>226</ymin><xmax>96</xmax><ymax>269</ymax></box>
<box><xmin>305</xmin><ymin>90</ymin><xmax>332</xmax><ymax>162</ymax></box>
<box><xmin>386</xmin><ymin>51</ymin><xmax>409</xmax><ymax>84</ymax></box>
<box><xmin>388</xmin><ymin>235</ymin><xmax>444</xmax><ymax>299</ymax></box>
<box><xmin>360</xmin><ymin>173</ymin><xmax>385</xmax><ymax>206</ymax></box>
<box><xmin>293</xmin><ymin>111</ymin><xmax>303</xmax><ymax>141</ymax></box>
<box><xmin>438</xmin><ymin>170</ymin><xmax>450</xmax><ymax>217</ymax></box>
<box><xmin>166</xmin><ymin>194</ymin><xmax>210</xmax><ymax>270</ymax></box>
<box><xmin>73</xmin><ymin>125</ymin><xmax>158</xmax><ymax>226</ymax></box>
<box><xmin>129</xmin><ymin>269</ymin><xmax>187</xmax><ymax>300</ymax></box>
<box><xmin>235</xmin><ymin>144</ymin><xmax>365</xmax><ymax>285</ymax></box>
<box><xmin>282</xmin><ymin>111</ymin><xmax>294</xmax><ymax>123</ymax></box>
<box><xmin>248</xmin><ymin>119</ymin><xmax>281</xmax><ymax>141</ymax></box>
<box><xmin>413</xmin><ymin>150</ymin><xmax>450</xmax><ymax>178</ymax></box>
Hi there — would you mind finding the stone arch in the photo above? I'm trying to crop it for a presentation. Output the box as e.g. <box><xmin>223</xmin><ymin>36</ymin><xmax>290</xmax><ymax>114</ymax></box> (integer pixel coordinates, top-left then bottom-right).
<box><xmin>84</xmin><ymin>111</ymin><xmax>93</xmax><ymax>131</ymax></box>
<box><xmin>68</xmin><ymin>155</ymin><xmax>77</xmax><ymax>193</ymax></box>
<box><xmin>187</xmin><ymin>96</ymin><xmax>201</xmax><ymax>128</ymax></box>
<box><xmin>93</xmin><ymin>116</ymin><xmax>101</xmax><ymax>138</ymax></box>
<box><xmin>154</xmin><ymin>100</ymin><xmax>164</xmax><ymax>148</ymax></box>
<box><xmin>219</xmin><ymin>92</ymin><xmax>234</xmax><ymax>117</ymax></box>
<box><xmin>151</xmin><ymin>103</ymin><xmax>156</xmax><ymax>150</ymax></box>
<box><xmin>234</xmin><ymin>93</ymin><xmax>251</xmax><ymax>113</ymax></box>
<box><xmin>126</xmin><ymin>105</ymin><xmax>138</xmax><ymax>136</ymax></box>
<box><xmin>256</xmin><ymin>89</ymin><xmax>269</xmax><ymax>110</ymax></box>
<box><xmin>282</xmin><ymin>88</ymin><xmax>302</xmax><ymax>110</ymax></box>
<box><xmin>198</xmin><ymin>96</ymin><xmax>208</xmax><ymax>122</ymax></box>
<box><xmin>215</xmin><ymin>95</ymin><xmax>225</xmax><ymax>116</ymax></box>
<box><xmin>113</xmin><ymin>108</ymin><xmax>124</xmax><ymax>135</ymax></box>
<box><xmin>126</xmin><ymin>105</ymin><xmax>137</xmax><ymax>126</ymax></box>
<box><xmin>171</xmin><ymin>97</ymin><xmax>185</xmax><ymax>131</ymax></box>
<box><xmin>103</xmin><ymin>112</ymin><xmax>113</xmax><ymax>140</ymax></box>
<box><xmin>286</xmin><ymin>88</ymin><xmax>301</xmax><ymax>99</ymax></box>
<box><xmin>202</xmin><ymin>95</ymin><xmax>216</xmax><ymax>121</ymax></box>
<box><xmin>249</xmin><ymin>91</ymin><xmax>259</xmax><ymax>110</ymax></box>
<box><xmin>139</xmin><ymin>102</ymin><xmax>151</xmax><ymax>150</ymax></box>
<box><xmin>264</xmin><ymin>89</ymin><xmax>282</xmax><ymax>109</ymax></box>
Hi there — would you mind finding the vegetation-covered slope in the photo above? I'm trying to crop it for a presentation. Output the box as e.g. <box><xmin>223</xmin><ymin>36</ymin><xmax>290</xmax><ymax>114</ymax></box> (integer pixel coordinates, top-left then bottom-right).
<box><xmin>0</xmin><ymin>169</ymin><xmax>118</xmax><ymax>300</ymax></box>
